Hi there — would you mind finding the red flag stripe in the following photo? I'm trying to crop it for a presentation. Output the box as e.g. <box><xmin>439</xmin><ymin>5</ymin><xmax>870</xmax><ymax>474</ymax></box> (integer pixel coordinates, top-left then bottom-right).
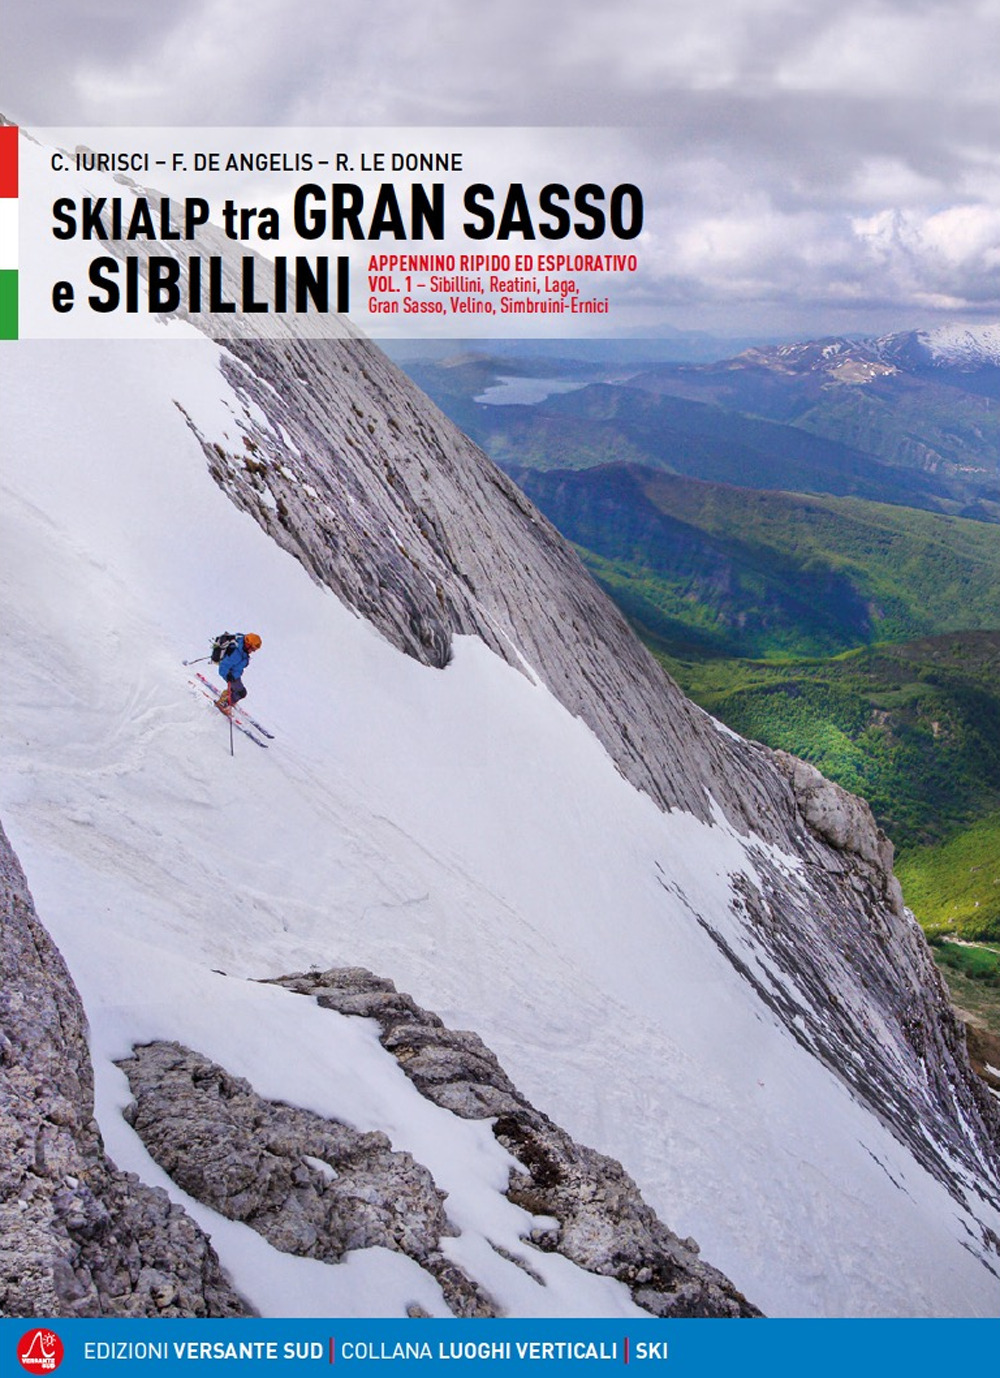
<box><xmin>0</xmin><ymin>126</ymin><xmax>18</xmax><ymax>198</ymax></box>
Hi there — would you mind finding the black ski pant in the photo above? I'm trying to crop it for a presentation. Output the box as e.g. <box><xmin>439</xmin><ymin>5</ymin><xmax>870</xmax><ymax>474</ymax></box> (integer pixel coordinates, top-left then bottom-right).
<box><xmin>222</xmin><ymin>676</ymin><xmax>248</xmax><ymax>704</ymax></box>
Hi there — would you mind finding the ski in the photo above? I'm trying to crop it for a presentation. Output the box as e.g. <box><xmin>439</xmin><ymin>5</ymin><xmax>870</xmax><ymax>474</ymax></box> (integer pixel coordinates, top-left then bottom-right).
<box><xmin>189</xmin><ymin>679</ymin><xmax>269</xmax><ymax>749</ymax></box>
<box><xmin>215</xmin><ymin>702</ymin><xmax>269</xmax><ymax>750</ymax></box>
<box><xmin>191</xmin><ymin>671</ymin><xmax>276</xmax><ymax>739</ymax></box>
<box><xmin>227</xmin><ymin>704</ymin><xmax>274</xmax><ymax>740</ymax></box>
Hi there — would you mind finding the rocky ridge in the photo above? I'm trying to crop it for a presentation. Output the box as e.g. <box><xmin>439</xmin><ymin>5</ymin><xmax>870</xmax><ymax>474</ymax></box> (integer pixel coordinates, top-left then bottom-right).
<box><xmin>116</xmin><ymin>1041</ymin><xmax>496</xmax><ymax>1318</ymax></box>
<box><xmin>116</xmin><ymin>970</ymin><xmax>760</xmax><ymax>1318</ymax></box>
<box><xmin>2</xmin><ymin>803</ymin><xmax>758</xmax><ymax>1319</ymax></box>
<box><xmin>270</xmin><ymin>968</ymin><xmax>762</xmax><ymax>1317</ymax></box>
<box><xmin>189</xmin><ymin>334</ymin><xmax>794</xmax><ymax>838</ymax></box>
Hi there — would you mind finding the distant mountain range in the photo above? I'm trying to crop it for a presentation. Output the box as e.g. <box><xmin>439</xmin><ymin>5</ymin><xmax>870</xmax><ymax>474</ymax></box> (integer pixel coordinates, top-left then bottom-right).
<box><xmin>711</xmin><ymin>324</ymin><xmax>1000</xmax><ymax>378</ymax></box>
<box><xmin>622</xmin><ymin>328</ymin><xmax>1000</xmax><ymax>487</ymax></box>
<box><xmin>407</xmin><ymin>324</ymin><xmax>1000</xmax><ymax>521</ymax></box>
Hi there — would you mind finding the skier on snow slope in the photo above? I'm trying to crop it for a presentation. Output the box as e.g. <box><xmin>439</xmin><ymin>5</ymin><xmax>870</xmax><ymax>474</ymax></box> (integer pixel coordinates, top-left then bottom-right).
<box><xmin>214</xmin><ymin>632</ymin><xmax>262</xmax><ymax>710</ymax></box>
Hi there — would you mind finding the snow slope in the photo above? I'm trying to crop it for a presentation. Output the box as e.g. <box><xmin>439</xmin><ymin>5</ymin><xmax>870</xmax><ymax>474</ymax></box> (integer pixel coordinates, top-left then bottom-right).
<box><xmin>2</xmin><ymin>334</ymin><xmax>999</xmax><ymax>1318</ymax></box>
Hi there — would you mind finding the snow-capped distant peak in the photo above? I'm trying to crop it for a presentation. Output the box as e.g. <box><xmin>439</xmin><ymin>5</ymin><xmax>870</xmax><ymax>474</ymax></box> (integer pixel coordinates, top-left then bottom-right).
<box><xmin>915</xmin><ymin>324</ymin><xmax>1000</xmax><ymax>368</ymax></box>
<box><xmin>734</xmin><ymin>324</ymin><xmax>1000</xmax><ymax>378</ymax></box>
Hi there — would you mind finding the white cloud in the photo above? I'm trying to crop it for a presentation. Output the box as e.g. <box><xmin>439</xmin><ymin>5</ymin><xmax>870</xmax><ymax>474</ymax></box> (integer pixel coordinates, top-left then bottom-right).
<box><xmin>4</xmin><ymin>0</ymin><xmax>999</xmax><ymax>336</ymax></box>
<box><xmin>774</xmin><ymin>0</ymin><xmax>1000</xmax><ymax>100</ymax></box>
<box><xmin>845</xmin><ymin>158</ymin><xmax>946</xmax><ymax>207</ymax></box>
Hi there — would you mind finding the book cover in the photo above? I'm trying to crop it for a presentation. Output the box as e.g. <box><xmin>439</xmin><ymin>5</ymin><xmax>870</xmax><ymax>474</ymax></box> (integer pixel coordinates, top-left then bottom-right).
<box><xmin>1</xmin><ymin>0</ymin><xmax>998</xmax><ymax>1360</ymax></box>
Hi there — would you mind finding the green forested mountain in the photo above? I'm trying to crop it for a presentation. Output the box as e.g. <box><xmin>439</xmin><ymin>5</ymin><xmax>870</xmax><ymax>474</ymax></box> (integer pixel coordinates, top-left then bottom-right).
<box><xmin>515</xmin><ymin>465</ymin><xmax>1000</xmax><ymax>659</ymax></box>
<box><xmin>660</xmin><ymin>633</ymin><xmax>1000</xmax><ymax>859</ymax></box>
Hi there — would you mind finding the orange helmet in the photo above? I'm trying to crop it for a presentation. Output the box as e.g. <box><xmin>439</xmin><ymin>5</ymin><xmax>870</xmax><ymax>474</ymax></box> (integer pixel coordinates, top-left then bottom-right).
<box><xmin>244</xmin><ymin>633</ymin><xmax>262</xmax><ymax>651</ymax></box>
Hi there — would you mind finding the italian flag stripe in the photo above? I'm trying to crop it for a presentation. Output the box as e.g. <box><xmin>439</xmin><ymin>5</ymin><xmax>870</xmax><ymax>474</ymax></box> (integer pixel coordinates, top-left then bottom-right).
<box><xmin>0</xmin><ymin>125</ymin><xmax>18</xmax><ymax>198</ymax></box>
<box><xmin>0</xmin><ymin>126</ymin><xmax>18</xmax><ymax>338</ymax></box>
<box><xmin>0</xmin><ymin>271</ymin><xmax>18</xmax><ymax>340</ymax></box>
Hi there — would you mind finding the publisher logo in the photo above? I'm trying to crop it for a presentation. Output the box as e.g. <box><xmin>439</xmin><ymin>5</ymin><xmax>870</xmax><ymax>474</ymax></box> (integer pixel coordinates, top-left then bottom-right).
<box><xmin>17</xmin><ymin>1331</ymin><xmax>64</xmax><ymax>1373</ymax></box>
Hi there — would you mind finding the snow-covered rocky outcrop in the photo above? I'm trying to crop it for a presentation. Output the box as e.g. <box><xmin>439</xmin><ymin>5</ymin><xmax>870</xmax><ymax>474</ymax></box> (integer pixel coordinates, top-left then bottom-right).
<box><xmin>2</xmin><ymin>131</ymin><xmax>999</xmax><ymax>1318</ymax></box>
<box><xmin>4</xmin><ymin>797</ymin><xmax>755</xmax><ymax>1319</ymax></box>
<box><xmin>114</xmin><ymin>967</ymin><xmax>758</xmax><ymax>1318</ymax></box>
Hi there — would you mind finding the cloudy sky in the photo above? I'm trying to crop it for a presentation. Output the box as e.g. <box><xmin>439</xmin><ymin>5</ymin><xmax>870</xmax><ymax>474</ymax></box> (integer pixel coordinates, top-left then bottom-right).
<box><xmin>5</xmin><ymin>0</ymin><xmax>999</xmax><ymax>338</ymax></box>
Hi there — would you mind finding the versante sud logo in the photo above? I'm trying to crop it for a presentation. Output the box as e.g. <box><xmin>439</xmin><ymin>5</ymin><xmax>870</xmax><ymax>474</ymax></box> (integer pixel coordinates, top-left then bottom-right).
<box><xmin>17</xmin><ymin>1330</ymin><xmax>64</xmax><ymax>1373</ymax></box>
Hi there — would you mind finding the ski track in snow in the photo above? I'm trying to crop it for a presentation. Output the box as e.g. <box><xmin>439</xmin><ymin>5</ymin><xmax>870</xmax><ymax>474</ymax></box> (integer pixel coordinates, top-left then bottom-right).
<box><xmin>2</xmin><ymin>337</ymin><xmax>999</xmax><ymax>1318</ymax></box>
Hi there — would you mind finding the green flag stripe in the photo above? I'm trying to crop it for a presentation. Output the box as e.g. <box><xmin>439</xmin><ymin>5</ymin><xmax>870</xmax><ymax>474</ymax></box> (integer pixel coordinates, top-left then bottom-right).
<box><xmin>0</xmin><ymin>269</ymin><xmax>18</xmax><ymax>339</ymax></box>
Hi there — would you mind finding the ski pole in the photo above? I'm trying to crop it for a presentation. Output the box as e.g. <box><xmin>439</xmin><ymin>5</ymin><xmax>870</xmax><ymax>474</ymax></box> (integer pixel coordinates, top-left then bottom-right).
<box><xmin>228</xmin><ymin>684</ymin><xmax>234</xmax><ymax>757</ymax></box>
<box><xmin>183</xmin><ymin>655</ymin><xmax>212</xmax><ymax>666</ymax></box>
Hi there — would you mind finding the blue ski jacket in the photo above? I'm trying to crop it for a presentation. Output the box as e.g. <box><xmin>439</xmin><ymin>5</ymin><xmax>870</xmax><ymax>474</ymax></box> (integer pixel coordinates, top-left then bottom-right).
<box><xmin>218</xmin><ymin>635</ymin><xmax>250</xmax><ymax>682</ymax></box>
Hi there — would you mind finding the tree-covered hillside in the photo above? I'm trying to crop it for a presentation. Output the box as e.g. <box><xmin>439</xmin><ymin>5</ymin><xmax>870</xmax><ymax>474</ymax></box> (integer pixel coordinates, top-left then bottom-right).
<box><xmin>515</xmin><ymin>465</ymin><xmax>1000</xmax><ymax>659</ymax></box>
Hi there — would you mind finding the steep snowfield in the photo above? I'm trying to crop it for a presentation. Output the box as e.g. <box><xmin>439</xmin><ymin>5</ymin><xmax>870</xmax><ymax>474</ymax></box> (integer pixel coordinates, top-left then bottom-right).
<box><xmin>2</xmin><ymin>337</ymin><xmax>999</xmax><ymax>1318</ymax></box>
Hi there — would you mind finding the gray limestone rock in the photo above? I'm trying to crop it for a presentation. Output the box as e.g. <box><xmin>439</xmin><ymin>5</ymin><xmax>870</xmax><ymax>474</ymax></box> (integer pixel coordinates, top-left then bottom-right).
<box><xmin>773</xmin><ymin>750</ymin><xmax>894</xmax><ymax>874</ymax></box>
<box><xmin>267</xmin><ymin>967</ymin><xmax>761</xmax><ymax>1317</ymax></box>
<box><xmin>185</xmin><ymin>334</ymin><xmax>801</xmax><ymax>840</ymax></box>
<box><xmin>0</xmin><ymin>821</ymin><xmax>248</xmax><ymax>1318</ymax></box>
<box><xmin>116</xmin><ymin>1041</ymin><xmax>497</xmax><ymax>1318</ymax></box>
